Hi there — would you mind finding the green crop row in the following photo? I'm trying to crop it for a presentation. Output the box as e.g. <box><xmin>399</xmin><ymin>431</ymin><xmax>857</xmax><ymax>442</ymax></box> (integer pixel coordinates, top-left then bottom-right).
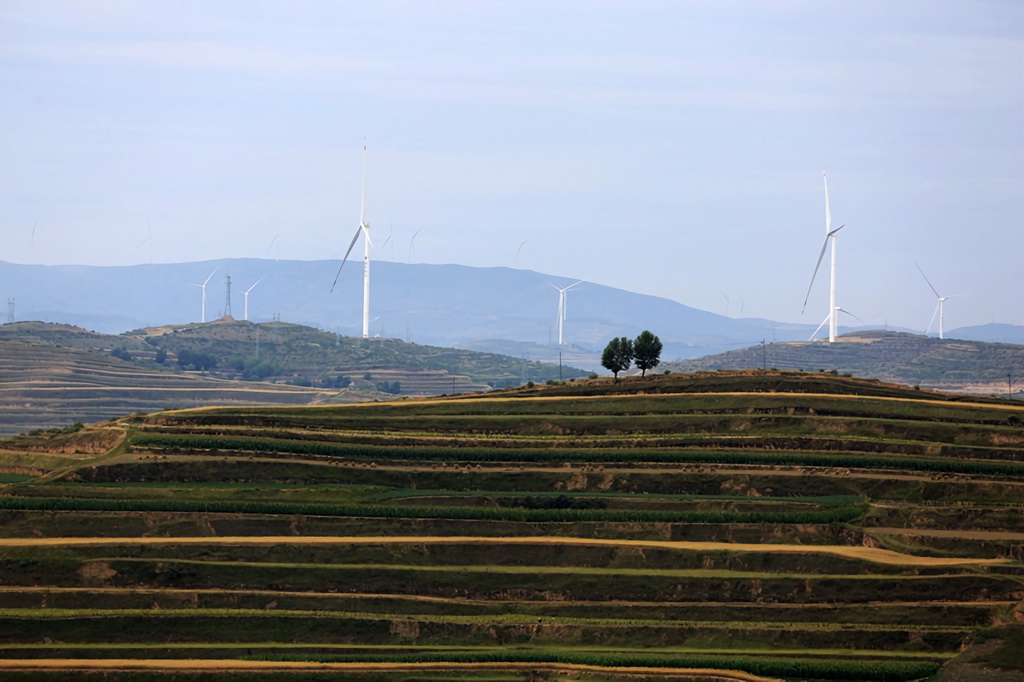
<box><xmin>130</xmin><ymin>432</ymin><xmax>1024</xmax><ymax>477</ymax></box>
<box><xmin>247</xmin><ymin>650</ymin><xmax>940</xmax><ymax>681</ymax></box>
<box><xmin>0</xmin><ymin>495</ymin><xmax>866</xmax><ymax>524</ymax></box>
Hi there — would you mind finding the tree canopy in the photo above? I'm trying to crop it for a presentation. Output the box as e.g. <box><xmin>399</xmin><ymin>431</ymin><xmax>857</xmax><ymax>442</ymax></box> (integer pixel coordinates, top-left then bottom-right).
<box><xmin>633</xmin><ymin>330</ymin><xmax>663</xmax><ymax>377</ymax></box>
<box><xmin>601</xmin><ymin>337</ymin><xmax>633</xmax><ymax>379</ymax></box>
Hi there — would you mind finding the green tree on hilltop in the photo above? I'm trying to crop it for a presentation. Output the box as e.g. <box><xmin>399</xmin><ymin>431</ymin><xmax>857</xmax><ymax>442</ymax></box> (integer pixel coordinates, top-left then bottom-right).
<box><xmin>601</xmin><ymin>337</ymin><xmax>633</xmax><ymax>380</ymax></box>
<box><xmin>633</xmin><ymin>330</ymin><xmax>663</xmax><ymax>378</ymax></box>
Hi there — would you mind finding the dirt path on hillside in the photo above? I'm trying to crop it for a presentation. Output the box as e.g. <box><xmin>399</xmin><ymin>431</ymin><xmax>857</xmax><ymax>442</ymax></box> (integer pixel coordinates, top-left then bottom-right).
<box><xmin>0</xmin><ymin>659</ymin><xmax>781</xmax><ymax>680</ymax></box>
<box><xmin>0</xmin><ymin>535</ymin><xmax>1005</xmax><ymax>567</ymax></box>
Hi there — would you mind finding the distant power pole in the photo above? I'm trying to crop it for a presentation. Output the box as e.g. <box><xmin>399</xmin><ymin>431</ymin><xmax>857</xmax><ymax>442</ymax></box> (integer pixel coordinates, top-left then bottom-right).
<box><xmin>224</xmin><ymin>276</ymin><xmax>232</xmax><ymax>319</ymax></box>
<box><xmin>5</xmin><ymin>298</ymin><xmax>13</xmax><ymax>325</ymax></box>
<box><xmin>761</xmin><ymin>339</ymin><xmax>767</xmax><ymax>371</ymax></box>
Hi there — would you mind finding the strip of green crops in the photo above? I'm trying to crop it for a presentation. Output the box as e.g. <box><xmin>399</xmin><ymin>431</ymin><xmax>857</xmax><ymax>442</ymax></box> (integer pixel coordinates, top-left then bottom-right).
<box><xmin>365</xmin><ymin>489</ymin><xmax>863</xmax><ymax>506</ymax></box>
<box><xmin>0</xmin><ymin>496</ymin><xmax>866</xmax><ymax>524</ymax></box>
<box><xmin>0</xmin><ymin>608</ymin><xmax>965</xmax><ymax>631</ymax></box>
<box><xmin>244</xmin><ymin>651</ymin><xmax>940</xmax><ymax>681</ymax></box>
<box><xmin>130</xmin><ymin>432</ymin><xmax>1024</xmax><ymax>476</ymax></box>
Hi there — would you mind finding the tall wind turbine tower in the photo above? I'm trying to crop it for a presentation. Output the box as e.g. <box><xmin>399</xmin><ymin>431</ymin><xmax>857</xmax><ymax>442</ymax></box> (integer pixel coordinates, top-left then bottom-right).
<box><xmin>224</xmin><ymin>275</ymin><xmax>232</xmax><ymax>319</ymax></box>
<box><xmin>802</xmin><ymin>172</ymin><xmax>845</xmax><ymax>343</ymax></box>
<box><xmin>549</xmin><ymin>281</ymin><xmax>582</xmax><ymax>346</ymax></box>
<box><xmin>917</xmin><ymin>263</ymin><xmax>953</xmax><ymax>340</ymax></box>
<box><xmin>331</xmin><ymin>142</ymin><xmax>372</xmax><ymax>339</ymax></box>
<box><xmin>242</xmin><ymin>277</ymin><xmax>264</xmax><ymax>322</ymax></box>
<box><xmin>192</xmin><ymin>267</ymin><xmax>219</xmax><ymax>324</ymax></box>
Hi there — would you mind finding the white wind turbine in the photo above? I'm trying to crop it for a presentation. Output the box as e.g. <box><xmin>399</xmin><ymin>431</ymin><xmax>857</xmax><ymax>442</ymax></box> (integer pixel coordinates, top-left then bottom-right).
<box><xmin>242</xmin><ymin>276</ymin><xmax>265</xmax><ymax>322</ymax></box>
<box><xmin>916</xmin><ymin>263</ymin><xmax>954</xmax><ymax>340</ymax></box>
<box><xmin>191</xmin><ymin>266</ymin><xmax>219</xmax><ymax>324</ymax></box>
<box><xmin>549</xmin><ymin>281</ymin><xmax>582</xmax><ymax>346</ymax></box>
<box><xmin>801</xmin><ymin>171</ymin><xmax>845</xmax><ymax>342</ymax></box>
<box><xmin>330</xmin><ymin>143</ymin><xmax>372</xmax><ymax>339</ymax></box>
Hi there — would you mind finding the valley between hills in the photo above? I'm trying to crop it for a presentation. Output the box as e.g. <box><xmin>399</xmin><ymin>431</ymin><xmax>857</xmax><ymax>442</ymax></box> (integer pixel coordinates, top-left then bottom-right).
<box><xmin>0</xmin><ymin>371</ymin><xmax>1021</xmax><ymax>680</ymax></box>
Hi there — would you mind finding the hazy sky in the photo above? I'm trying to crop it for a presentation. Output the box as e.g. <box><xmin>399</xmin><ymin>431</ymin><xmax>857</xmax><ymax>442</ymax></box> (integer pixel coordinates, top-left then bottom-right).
<box><xmin>2</xmin><ymin>1</ymin><xmax>1021</xmax><ymax>331</ymax></box>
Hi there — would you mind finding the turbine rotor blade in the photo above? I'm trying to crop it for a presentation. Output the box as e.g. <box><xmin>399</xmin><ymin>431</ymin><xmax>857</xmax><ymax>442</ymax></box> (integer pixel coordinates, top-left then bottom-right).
<box><xmin>202</xmin><ymin>266</ymin><xmax>219</xmax><ymax>287</ymax></box>
<box><xmin>245</xmin><ymin>276</ymin><xmax>265</xmax><ymax>294</ymax></box>
<box><xmin>801</xmin><ymin>235</ymin><xmax>831</xmax><ymax>314</ymax></box>
<box><xmin>926</xmin><ymin>301</ymin><xmax>940</xmax><ymax>335</ymax></box>
<box><xmin>330</xmin><ymin>227</ymin><xmax>363</xmax><ymax>293</ymax></box>
<box><xmin>915</xmin><ymin>262</ymin><xmax>941</xmax><ymax>299</ymax></box>
<box><xmin>836</xmin><ymin>307</ymin><xmax>862</xmax><ymax>323</ymax></box>
<box><xmin>360</xmin><ymin>141</ymin><xmax>367</xmax><ymax>226</ymax></box>
<box><xmin>809</xmin><ymin>314</ymin><xmax>829</xmax><ymax>340</ymax></box>
<box><xmin>823</xmin><ymin>171</ymin><xmax>831</xmax><ymax>232</ymax></box>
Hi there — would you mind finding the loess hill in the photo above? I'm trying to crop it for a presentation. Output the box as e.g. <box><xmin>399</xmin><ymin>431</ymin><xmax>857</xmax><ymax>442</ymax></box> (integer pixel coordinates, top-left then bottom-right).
<box><xmin>0</xmin><ymin>370</ymin><xmax>1022</xmax><ymax>681</ymax></box>
<box><xmin>0</xmin><ymin>320</ymin><xmax>585</xmax><ymax>437</ymax></box>
<box><xmin>663</xmin><ymin>330</ymin><xmax>1024</xmax><ymax>399</ymax></box>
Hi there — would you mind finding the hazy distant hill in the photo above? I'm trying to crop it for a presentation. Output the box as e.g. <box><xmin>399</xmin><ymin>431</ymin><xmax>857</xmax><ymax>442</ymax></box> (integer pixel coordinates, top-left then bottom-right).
<box><xmin>663</xmin><ymin>330</ymin><xmax>1024</xmax><ymax>398</ymax></box>
<box><xmin>946</xmin><ymin>323</ymin><xmax>1024</xmax><ymax>345</ymax></box>
<box><xmin>1</xmin><ymin>259</ymin><xmax>821</xmax><ymax>365</ymax></box>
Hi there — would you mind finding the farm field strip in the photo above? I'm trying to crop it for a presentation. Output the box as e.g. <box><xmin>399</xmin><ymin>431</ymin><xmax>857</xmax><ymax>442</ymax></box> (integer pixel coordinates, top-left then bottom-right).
<box><xmin>0</xmin><ymin>659</ymin><xmax>787</xmax><ymax>681</ymax></box>
<box><xmin>0</xmin><ymin>643</ymin><xmax>958</xmax><ymax>660</ymax></box>
<box><xmin>22</xmin><ymin>556</ymin><xmax>1011</xmax><ymax>582</ymax></box>
<box><xmin>864</xmin><ymin>527</ymin><xmax>1024</xmax><ymax>541</ymax></box>
<box><xmin>0</xmin><ymin>607</ymin><xmax>976</xmax><ymax>632</ymax></box>
<box><xmin>2</xmin><ymin>586</ymin><xmax>1011</xmax><ymax>609</ymax></box>
<box><xmin>0</xmin><ymin>534</ymin><xmax>1008</xmax><ymax>566</ymax></box>
<box><xmin>124</xmin><ymin>434</ymin><xmax>1024</xmax><ymax>478</ymax></box>
<box><xmin>178</xmin><ymin>387</ymin><xmax>1024</xmax><ymax>415</ymax></box>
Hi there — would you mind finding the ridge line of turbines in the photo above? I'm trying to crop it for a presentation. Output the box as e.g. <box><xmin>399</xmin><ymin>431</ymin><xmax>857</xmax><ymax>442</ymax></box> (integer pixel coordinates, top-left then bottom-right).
<box><xmin>185</xmin><ymin>151</ymin><xmax>958</xmax><ymax>346</ymax></box>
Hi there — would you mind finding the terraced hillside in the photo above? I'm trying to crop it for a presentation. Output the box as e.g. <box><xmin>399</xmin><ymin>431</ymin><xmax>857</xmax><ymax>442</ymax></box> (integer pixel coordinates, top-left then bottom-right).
<box><xmin>0</xmin><ymin>371</ymin><xmax>1022</xmax><ymax>681</ymax></box>
<box><xmin>0</xmin><ymin>337</ymin><xmax>331</xmax><ymax>438</ymax></box>
<box><xmin>664</xmin><ymin>331</ymin><xmax>1024</xmax><ymax>398</ymax></box>
<box><xmin>0</xmin><ymin>320</ymin><xmax>585</xmax><ymax>436</ymax></box>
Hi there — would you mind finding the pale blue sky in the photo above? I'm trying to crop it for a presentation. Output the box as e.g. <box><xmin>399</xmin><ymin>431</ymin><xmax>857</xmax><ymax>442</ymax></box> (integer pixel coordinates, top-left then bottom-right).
<box><xmin>1</xmin><ymin>1</ymin><xmax>1021</xmax><ymax>330</ymax></box>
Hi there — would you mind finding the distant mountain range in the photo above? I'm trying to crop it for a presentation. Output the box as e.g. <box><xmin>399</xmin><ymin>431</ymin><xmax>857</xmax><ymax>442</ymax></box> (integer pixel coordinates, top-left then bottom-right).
<box><xmin>663</xmin><ymin>330</ymin><xmax>1024</xmax><ymax>398</ymax></box>
<box><xmin>3</xmin><ymin>259</ymin><xmax>1023</xmax><ymax>370</ymax></box>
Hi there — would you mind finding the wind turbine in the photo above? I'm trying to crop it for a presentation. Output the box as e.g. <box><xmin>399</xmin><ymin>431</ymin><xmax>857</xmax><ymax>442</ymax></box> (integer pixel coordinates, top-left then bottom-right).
<box><xmin>242</xmin><ymin>276</ymin><xmax>264</xmax><ymax>322</ymax></box>
<box><xmin>191</xmin><ymin>267</ymin><xmax>219</xmax><ymax>323</ymax></box>
<box><xmin>916</xmin><ymin>263</ymin><xmax>954</xmax><ymax>340</ymax></box>
<box><xmin>809</xmin><ymin>306</ymin><xmax>861</xmax><ymax>341</ymax></box>
<box><xmin>330</xmin><ymin>142</ymin><xmax>372</xmax><ymax>339</ymax></box>
<box><xmin>549</xmin><ymin>281</ymin><xmax>582</xmax><ymax>346</ymax></box>
<box><xmin>801</xmin><ymin>171</ymin><xmax>845</xmax><ymax>342</ymax></box>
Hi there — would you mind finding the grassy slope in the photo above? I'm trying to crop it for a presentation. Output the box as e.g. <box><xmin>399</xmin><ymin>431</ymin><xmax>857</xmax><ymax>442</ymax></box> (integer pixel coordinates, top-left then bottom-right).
<box><xmin>0</xmin><ymin>370</ymin><xmax>1020</xmax><ymax>680</ymax></box>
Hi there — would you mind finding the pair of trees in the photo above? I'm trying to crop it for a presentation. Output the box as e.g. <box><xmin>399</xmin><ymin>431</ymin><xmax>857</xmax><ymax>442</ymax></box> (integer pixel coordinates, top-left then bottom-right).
<box><xmin>601</xmin><ymin>330</ymin><xmax>663</xmax><ymax>379</ymax></box>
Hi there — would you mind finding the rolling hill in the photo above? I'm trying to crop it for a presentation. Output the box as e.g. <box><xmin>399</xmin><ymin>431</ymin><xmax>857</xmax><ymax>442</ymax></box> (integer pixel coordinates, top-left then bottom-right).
<box><xmin>0</xmin><ymin>321</ymin><xmax>586</xmax><ymax>436</ymax></box>
<box><xmin>0</xmin><ymin>371</ymin><xmax>1020</xmax><ymax>680</ymax></box>
<box><xmin>663</xmin><ymin>330</ymin><xmax>1024</xmax><ymax>399</ymax></box>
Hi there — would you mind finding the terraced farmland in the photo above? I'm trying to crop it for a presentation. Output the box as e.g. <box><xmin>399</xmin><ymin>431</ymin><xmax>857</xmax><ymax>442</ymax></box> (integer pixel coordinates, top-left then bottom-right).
<box><xmin>0</xmin><ymin>338</ymin><xmax>335</xmax><ymax>438</ymax></box>
<box><xmin>0</xmin><ymin>371</ymin><xmax>1022</xmax><ymax>681</ymax></box>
